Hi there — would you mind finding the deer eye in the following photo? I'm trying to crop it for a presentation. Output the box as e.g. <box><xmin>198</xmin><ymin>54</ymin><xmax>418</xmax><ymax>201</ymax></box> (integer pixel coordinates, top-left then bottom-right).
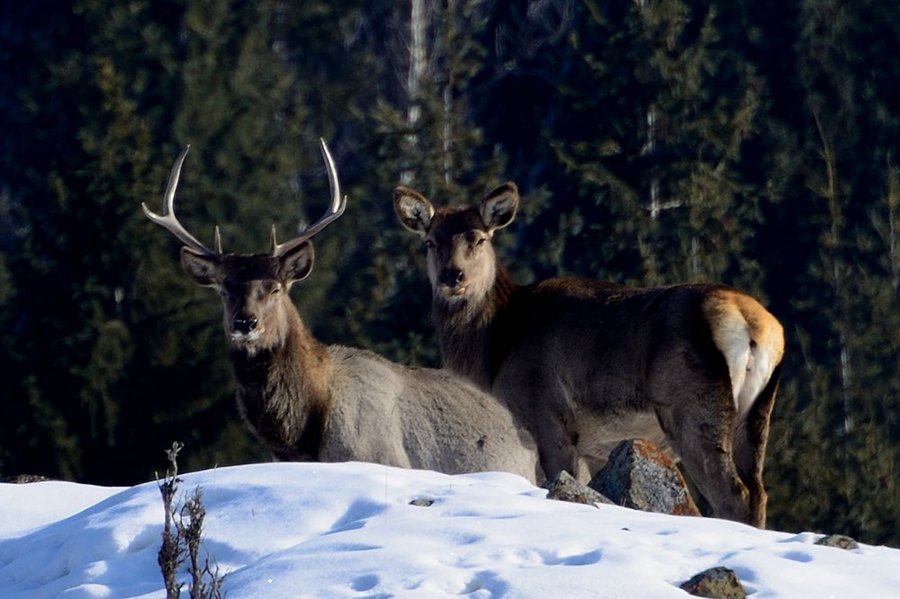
<box><xmin>424</xmin><ymin>239</ymin><xmax>435</xmax><ymax>250</ymax></box>
<box><xmin>269</xmin><ymin>283</ymin><xmax>282</xmax><ymax>295</ymax></box>
<box><xmin>467</xmin><ymin>233</ymin><xmax>486</xmax><ymax>249</ymax></box>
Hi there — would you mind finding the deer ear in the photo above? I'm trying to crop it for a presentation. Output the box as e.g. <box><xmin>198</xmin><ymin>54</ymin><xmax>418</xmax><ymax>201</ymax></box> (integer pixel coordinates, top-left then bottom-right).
<box><xmin>279</xmin><ymin>240</ymin><xmax>315</xmax><ymax>284</ymax></box>
<box><xmin>394</xmin><ymin>186</ymin><xmax>435</xmax><ymax>236</ymax></box>
<box><xmin>480</xmin><ymin>182</ymin><xmax>519</xmax><ymax>231</ymax></box>
<box><xmin>180</xmin><ymin>248</ymin><xmax>221</xmax><ymax>287</ymax></box>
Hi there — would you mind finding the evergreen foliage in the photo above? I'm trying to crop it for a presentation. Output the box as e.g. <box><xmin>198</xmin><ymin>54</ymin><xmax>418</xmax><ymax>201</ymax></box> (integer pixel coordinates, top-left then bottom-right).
<box><xmin>1</xmin><ymin>0</ymin><xmax>897</xmax><ymax>544</ymax></box>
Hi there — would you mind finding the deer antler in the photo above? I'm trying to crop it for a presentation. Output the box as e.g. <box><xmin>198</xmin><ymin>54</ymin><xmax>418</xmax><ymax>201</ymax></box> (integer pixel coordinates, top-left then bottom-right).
<box><xmin>146</xmin><ymin>140</ymin><xmax>345</xmax><ymax>256</ymax></box>
<box><xmin>271</xmin><ymin>138</ymin><xmax>347</xmax><ymax>257</ymax></box>
<box><xmin>142</xmin><ymin>145</ymin><xmax>221</xmax><ymax>255</ymax></box>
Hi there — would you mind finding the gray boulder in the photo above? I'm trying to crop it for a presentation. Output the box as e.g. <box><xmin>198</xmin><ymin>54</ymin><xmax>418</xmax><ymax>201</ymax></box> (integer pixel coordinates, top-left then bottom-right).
<box><xmin>1</xmin><ymin>474</ymin><xmax>52</xmax><ymax>484</ymax></box>
<box><xmin>815</xmin><ymin>534</ymin><xmax>859</xmax><ymax>550</ymax></box>
<box><xmin>589</xmin><ymin>439</ymin><xmax>701</xmax><ymax>517</ymax></box>
<box><xmin>679</xmin><ymin>566</ymin><xmax>747</xmax><ymax>598</ymax></box>
<box><xmin>544</xmin><ymin>470</ymin><xmax>613</xmax><ymax>506</ymax></box>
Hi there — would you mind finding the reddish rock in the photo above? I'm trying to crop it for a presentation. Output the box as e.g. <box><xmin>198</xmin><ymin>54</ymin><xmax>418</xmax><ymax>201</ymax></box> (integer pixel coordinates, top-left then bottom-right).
<box><xmin>589</xmin><ymin>439</ymin><xmax>701</xmax><ymax>516</ymax></box>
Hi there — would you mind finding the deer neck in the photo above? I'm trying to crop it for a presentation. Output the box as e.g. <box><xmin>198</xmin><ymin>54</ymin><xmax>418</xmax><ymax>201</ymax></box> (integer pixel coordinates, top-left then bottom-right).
<box><xmin>229</xmin><ymin>301</ymin><xmax>333</xmax><ymax>458</ymax></box>
<box><xmin>432</xmin><ymin>261</ymin><xmax>517</xmax><ymax>390</ymax></box>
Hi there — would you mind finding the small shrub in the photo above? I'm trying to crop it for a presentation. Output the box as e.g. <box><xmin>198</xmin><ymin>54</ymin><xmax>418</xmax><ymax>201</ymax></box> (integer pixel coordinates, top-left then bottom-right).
<box><xmin>157</xmin><ymin>442</ymin><xmax>225</xmax><ymax>599</ymax></box>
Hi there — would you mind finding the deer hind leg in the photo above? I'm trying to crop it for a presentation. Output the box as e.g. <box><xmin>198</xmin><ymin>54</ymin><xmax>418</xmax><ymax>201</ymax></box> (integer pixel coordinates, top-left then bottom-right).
<box><xmin>732</xmin><ymin>362</ymin><xmax>782</xmax><ymax>528</ymax></box>
<box><xmin>704</xmin><ymin>290</ymin><xmax>785</xmax><ymax>527</ymax></box>
<box><xmin>655</xmin><ymin>383</ymin><xmax>753</xmax><ymax>525</ymax></box>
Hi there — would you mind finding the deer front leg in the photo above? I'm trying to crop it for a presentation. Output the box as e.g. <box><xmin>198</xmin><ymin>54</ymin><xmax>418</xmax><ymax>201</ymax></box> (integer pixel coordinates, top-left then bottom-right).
<box><xmin>528</xmin><ymin>410</ymin><xmax>583</xmax><ymax>483</ymax></box>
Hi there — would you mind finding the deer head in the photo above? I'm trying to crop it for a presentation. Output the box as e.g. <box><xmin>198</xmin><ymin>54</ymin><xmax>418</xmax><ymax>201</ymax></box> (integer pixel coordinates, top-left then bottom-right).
<box><xmin>143</xmin><ymin>140</ymin><xmax>346</xmax><ymax>353</ymax></box>
<box><xmin>394</xmin><ymin>182</ymin><xmax>519</xmax><ymax>305</ymax></box>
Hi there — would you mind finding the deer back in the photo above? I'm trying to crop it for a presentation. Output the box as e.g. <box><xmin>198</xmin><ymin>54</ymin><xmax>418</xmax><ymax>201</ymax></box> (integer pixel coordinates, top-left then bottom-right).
<box><xmin>322</xmin><ymin>345</ymin><xmax>541</xmax><ymax>481</ymax></box>
<box><xmin>145</xmin><ymin>142</ymin><xmax>541</xmax><ymax>482</ymax></box>
<box><xmin>394</xmin><ymin>181</ymin><xmax>785</xmax><ymax>526</ymax></box>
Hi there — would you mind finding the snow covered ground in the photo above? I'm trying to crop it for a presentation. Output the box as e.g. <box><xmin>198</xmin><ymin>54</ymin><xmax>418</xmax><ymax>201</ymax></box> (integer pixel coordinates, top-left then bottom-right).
<box><xmin>1</xmin><ymin>462</ymin><xmax>898</xmax><ymax>598</ymax></box>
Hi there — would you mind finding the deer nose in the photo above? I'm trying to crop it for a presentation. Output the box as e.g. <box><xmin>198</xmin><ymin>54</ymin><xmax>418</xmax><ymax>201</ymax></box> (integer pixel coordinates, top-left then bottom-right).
<box><xmin>439</xmin><ymin>268</ymin><xmax>466</xmax><ymax>288</ymax></box>
<box><xmin>232</xmin><ymin>316</ymin><xmax>258</xmax><ymax>335</ymax></box>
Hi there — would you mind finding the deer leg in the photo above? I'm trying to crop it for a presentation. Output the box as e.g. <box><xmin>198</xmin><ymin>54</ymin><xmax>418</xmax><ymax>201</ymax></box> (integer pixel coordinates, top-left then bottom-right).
<box><xmin>732</xmin><ymin>422</ymin><xmax>765</xmax><ymax>527</ymax></box>
<box><xmin>533</xmin><ymin>414</ymin><xmax>581</xmax><ymax>482</ymax></box>
<box><xmin>655</xmin><ymin>391</ymin><xmax>753</xmax><ymax>525</ymax></box>
<box><xmin>494</xmin><ymin>362</ymin><xmax>581</xmax><ymax>483</ymax></box>
<box><xmin>731</xmin><ymin>365</ymin><xmax>781</xmax><ymax>528</ymax></box>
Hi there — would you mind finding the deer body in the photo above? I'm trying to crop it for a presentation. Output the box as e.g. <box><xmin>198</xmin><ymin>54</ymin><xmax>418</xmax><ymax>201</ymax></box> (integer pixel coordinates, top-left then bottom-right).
<box><xmin>145</xmin><ymin>142</ymin><xmax>541</xmax><ymax>483</ymax></box>
<box><xmin>221</xmin><ymin>288</ymin><xmax>539</xmax><ymax>477</ymax></box>
<box><xmin>396</xmin><ymin>183</ymin><xmax>784</xmax><ymax>526</ymax></box>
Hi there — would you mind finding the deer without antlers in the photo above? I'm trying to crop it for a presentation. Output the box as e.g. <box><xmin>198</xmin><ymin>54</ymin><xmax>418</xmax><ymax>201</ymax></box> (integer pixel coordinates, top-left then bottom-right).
<box><xmin>395</xmin><ymin>182</ymin><xmax>785</xmax><ymax>526</ymax></box>
<box><xmin>144</xmin><ymin>142</ymin><xmax>541</xmax><ymax>481</ymax></box>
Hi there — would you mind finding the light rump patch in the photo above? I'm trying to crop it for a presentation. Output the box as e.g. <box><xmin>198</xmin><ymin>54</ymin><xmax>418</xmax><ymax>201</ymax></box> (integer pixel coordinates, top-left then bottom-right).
<box><xmin>703</xmin><ymin>291</ymin><xmax>753</xmax><ymax>413</ymax></box>
<box><xmin>395</xmin><ymin>180</ymin><xmax>786</xmax><ymax>528</ymax></box>
<box><xmin>704</xmin><ymin>289</ymin><xmax>785</xmax><ymax>419</ymax></box>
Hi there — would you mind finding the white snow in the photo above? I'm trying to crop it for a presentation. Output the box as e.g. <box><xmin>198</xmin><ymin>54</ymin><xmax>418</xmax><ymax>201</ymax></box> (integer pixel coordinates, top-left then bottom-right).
<box><xmin>1</xmin><ymin>462</ymin><xmax>898</xmax><ymax>598</ymax></box>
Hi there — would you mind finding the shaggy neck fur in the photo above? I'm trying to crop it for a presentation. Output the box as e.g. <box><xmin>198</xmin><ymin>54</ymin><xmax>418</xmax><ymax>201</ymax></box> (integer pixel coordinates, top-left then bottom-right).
<box><xmin>432</xmin><ymin>261</ymin><xmax>518</xmax><ymax>390</ymax></box>
<box><xmin>228</xmin><ymin>297</ymin><xmax>333</xmax><ymax>460</ymax></box>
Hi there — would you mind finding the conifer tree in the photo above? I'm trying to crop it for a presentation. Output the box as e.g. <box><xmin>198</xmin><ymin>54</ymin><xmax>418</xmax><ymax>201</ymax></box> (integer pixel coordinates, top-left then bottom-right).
<box><xmin>763</xmin><ymin>0</ymin><xmax>900</xmax><ymax>543</ymax></box>
<box><xmin>537</xmin><ymin>1</ymin><xmax>766</xmax><ymax>289</ymax></box>
<box><xmin>0</xmin><ymin>0</ymin><xmax>326</xmax><ymax>481</ymax></box>
<box><xmin>339</xmin><ymin>0</ymin><xmax>507</xmax><ymax>365</ymax></box>
<box><xmin>1</xmin><ymin>0</ymin><xmax>899</xmax><ymax>546</ymax></box>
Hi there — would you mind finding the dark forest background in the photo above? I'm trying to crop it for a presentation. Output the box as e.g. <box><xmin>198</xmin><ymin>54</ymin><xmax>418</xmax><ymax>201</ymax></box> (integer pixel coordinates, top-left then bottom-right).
<box><xmin>1</xmin><ymin>1</ymin><xmax>897</xmax><ymax>545</ymax></box>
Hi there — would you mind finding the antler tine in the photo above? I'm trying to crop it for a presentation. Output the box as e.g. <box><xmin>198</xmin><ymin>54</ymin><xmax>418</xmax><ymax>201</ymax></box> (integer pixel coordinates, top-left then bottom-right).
<box><xmin>272</xmin><ymin>138</ymin><xmax>348</xmax><ymax>257</ymax></box>
<box><xmin>141</xmin><ymin>145</ymin><xmax>218</xmax><ymax>256</ymax></box>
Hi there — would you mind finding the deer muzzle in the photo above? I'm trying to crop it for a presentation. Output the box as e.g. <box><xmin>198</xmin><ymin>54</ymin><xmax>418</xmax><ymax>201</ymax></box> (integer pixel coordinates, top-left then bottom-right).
<box><xmin>229</xmin><ymin>316</ymin><xmax>264</xmax><ymax>345</ymax></box>
<box><xmin>232</xmin><ymin>316</ymin><xmax>258</xmax><ymax>335</ymax></box>
<box><xmin>438</xmin><ymin>267</ymin><xmax>468</xmax><ymax>297</ymax></box>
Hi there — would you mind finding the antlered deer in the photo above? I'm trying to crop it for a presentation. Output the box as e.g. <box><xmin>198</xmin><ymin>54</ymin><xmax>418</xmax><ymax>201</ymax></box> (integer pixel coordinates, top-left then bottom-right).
<box><xmin>143</xmin><ymin>142</ymin><xmax>541</xmax><ymax>482</ymax></box>
<box><xmin>395</xmin><ymin>182</ymin><xmax>785</xmax><ymax>526</ymax></box>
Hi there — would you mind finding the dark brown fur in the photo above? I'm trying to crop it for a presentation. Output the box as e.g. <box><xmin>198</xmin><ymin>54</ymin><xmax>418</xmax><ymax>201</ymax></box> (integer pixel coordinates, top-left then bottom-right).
<box><xmin>395</xmin><ymin>183</ymin><xmax>785</xmax><ymax>526</ymax></box>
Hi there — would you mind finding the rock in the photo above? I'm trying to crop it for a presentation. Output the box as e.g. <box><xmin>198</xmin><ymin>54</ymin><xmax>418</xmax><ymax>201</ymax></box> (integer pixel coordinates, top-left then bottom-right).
<box><xmin>589</xmin><ymin>439</ymin><xmax>701</xmax><ymax>517</ymax></box>
<box><xmin>544</xmin><ymin>470</ymin><xmax>613</xmax><ymax>506</ymax></box>
<box><xmin>679</xmin><ymin>566</ymin><xmax>747</xmax><ymax>598</ymax></box>
<box><xmin>409</xmin><ymin>498</ymin><xmax>434</xmax><ymax>507</ymax></box>
<box><xmin>1</xmin><ymin>474</ymin><xmax>52</xmax><ymax>484</ymax></box>
<box><xmin>815</xmin><ymin>534</ymin><xmax>859</xmax><ymax>550</ymax></box>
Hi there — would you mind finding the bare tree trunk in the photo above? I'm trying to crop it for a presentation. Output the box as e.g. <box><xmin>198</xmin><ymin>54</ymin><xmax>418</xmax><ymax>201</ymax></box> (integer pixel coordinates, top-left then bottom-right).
<box><xmin>442</xmin><ymin>70</ymin><xmax>453</xmax><ymax>185</ymax></box>
<box><xmin>401</xmin><ymin>0</ymin><xmax>428</xmax><ymax>185</ymax></box>
<box><xmin>636</xmin><ymin>0</ymin><xmax>661</xmax><ymax>220</ymax></box>
<box><xmin>886</xmin><ymin>154</ymin><xmax>899</xmax><ymax>293</ymax></box>
<box><xmin>645</xmin><ymin>105</ymin><xmax>661</xmax><ymax>219</ymax></box>
<box><xmin>813</xmin><ymin>111</ymin><xmax>853</xmax><ymax>434</ymax></box>
<box><xmin>811</xmin><ymin>109</ymin><xmax>856</xmax><ymax>512</ymax></box>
